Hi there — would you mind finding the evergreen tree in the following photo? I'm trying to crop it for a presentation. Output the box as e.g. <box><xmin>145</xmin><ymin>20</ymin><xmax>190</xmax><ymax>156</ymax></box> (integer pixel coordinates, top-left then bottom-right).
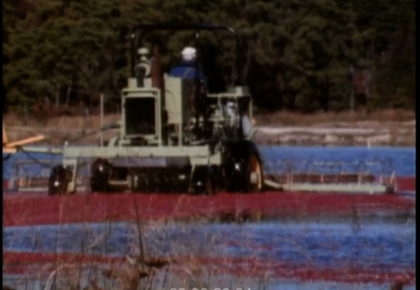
<box><xmin>3</xmin><ymin>0</ymin><xmax>415</xmax><ymax>113</ymax></box>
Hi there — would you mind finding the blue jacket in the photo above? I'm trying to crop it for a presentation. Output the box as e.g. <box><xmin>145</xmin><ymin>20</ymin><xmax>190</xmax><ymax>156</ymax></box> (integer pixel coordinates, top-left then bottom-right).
<box><xmin>168</xmin><ymin>61</ymin><xmax>205</xmax><ymax>81</ymax></box>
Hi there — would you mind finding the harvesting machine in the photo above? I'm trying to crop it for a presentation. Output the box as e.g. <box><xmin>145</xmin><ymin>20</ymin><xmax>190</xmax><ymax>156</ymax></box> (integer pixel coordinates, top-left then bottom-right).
<box><xmin>48</xmin><ymin>24</ymin><xmax>264</xmax><ymax>195</ymax></box>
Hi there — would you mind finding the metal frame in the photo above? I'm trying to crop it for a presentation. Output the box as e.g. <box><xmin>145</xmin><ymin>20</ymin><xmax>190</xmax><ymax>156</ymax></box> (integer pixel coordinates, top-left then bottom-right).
<box><xmin>62</xmin><ymin>145</ymin><xmax>222</xmax><ymax>192</ymax></box>
<box><xmin>129</xmin><ymin>23</ymin><xmax>242</xmax><ymax>85</ymax></box>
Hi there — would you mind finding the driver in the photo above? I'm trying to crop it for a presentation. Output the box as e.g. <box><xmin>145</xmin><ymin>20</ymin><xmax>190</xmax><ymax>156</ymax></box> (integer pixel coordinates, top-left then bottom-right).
<box><xmin>168</xmin><ymin>46</ymin><xmax>204</xmax><ymax>81</ymax></box>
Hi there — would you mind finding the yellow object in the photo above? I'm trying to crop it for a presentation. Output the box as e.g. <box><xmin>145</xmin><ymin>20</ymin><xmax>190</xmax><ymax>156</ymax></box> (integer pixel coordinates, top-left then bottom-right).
<box><xmin>3</xmin><ymin>121</ymin><xmax>8</xmax><ymax>145</ymax></box>
<box><xmin>2</xmin><ymin>122</ymin><xmax>45</xmax><ymax>153</ymax></box>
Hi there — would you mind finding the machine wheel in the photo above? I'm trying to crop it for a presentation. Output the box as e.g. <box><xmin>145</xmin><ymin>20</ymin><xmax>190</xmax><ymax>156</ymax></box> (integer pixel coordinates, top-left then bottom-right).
<box><xmin>224</xmin><ymin>140</ymin><xmax>264</xmax><ymax>192</ymax></box>
<box><xmin>48</xmin><ymin>165</ymin><xmax>71</xmax><ymax>195</ymax></box>
<box><xmin>245</xmin><ymin>153</ymin><xmax>264</xmax><ymax>192</ymax></box>
<box><xmin>191</xmin><ymin>166</ymin><xmax>214</xmax><ymax>195</ymax></box>
<box><xmin>91</xmin><ymin>159</ymin><xmax>111</xmax><ymax>193</ymax></box>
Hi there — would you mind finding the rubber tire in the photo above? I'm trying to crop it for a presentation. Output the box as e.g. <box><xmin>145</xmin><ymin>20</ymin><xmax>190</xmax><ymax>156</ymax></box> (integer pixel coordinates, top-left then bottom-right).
<box><xmin>246</xmin><ymin>153</ymin><xmax>264</xmax><ymax>192</ymax></box>
<box><xmin>224</xmin><ymin>140</ymin><xmax>264</xmax><ymax>192</ymax></box>
<box><xmin>48</xmin><ymin>165</ymin><xmax>71</xmax><ymax>195</ymax></box>
<box><xmin>90</xmin><ymin>159</ymin><xmax>111</xmax><ymax>193</ymax></box>
<box><xmin>191</xmin><ymin>166</ymin><xmax>214</xmax><ymax>195</ymax></box>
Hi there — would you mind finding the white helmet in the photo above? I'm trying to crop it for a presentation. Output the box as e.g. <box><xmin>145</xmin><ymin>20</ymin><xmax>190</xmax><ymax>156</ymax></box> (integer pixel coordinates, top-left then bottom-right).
<box><xmin>181</xmin><ymin>46</ymin><xmax>197</xmax><ymax>61</ymax></box>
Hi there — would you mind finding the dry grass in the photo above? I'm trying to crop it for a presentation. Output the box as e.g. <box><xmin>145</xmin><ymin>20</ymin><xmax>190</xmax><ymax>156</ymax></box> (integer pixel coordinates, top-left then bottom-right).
<box><xmin>4</xmin><ymin>112</ymin><xmax>120</xmax><ymax>145</ymax></box>
<box><xmin>254</xmin><ymin>109</ymin><xmax>415</xmax><ymax>126</ymax></box>
<box><xmin>3</xmin><ymin>198</ymin><xmax>272</xmax><ymax>290</ymax></box>
<box><xmin>3</xmin><ymin>109</ymin><xmax>415</xmax><ymax>146</ymax></box>
<box><xmin>4</xmin><ymin>112</ymin><xmax>120</xmax><ymax>131</ymax></box>
<box><xmin>5</xmin><ymin>109</ymin><xmax>415</xmax><ymax>131</ymax></box>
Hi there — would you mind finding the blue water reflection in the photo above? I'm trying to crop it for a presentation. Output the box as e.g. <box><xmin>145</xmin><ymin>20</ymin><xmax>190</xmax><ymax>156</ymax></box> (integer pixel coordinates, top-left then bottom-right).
<box><xmin>4</xmin><ymin>221</ymin><xmax>415</xmax><ymax>271</ymax></box>
<box><xmin>3</xmin><ymin>146</ymin><xmax>415</xmax><ymax>181</ymax></box>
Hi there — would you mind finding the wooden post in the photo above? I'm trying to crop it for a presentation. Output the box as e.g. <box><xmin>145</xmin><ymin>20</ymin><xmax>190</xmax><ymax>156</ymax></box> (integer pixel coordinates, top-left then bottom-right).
<box><xmin>349</xmin><ymin>65</ymin><xmax>354</xmax><ymax>114</ymax></box>
<box><xmin>3</xmin><ymin>121</ymin><xmax>8</xmax><ymax>145</ymax></box>
<box><xmin>100</xmin><ymin>93</ymin><xmax>104</xmax><ymax>147</ymax></box>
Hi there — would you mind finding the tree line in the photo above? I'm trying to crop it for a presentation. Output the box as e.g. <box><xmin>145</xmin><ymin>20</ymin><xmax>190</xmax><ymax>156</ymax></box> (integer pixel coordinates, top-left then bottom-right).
<box><xmin>3</xmin><ymin>0</ymin><xmax>415</xmax><ymax>115</ymax></box>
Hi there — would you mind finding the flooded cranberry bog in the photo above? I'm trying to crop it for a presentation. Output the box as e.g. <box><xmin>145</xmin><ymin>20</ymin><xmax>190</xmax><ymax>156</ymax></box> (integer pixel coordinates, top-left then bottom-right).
<box><xmin>3</xmin><ymin>146</ymin><xmax>416</xmax><ymax>289</ymax></box>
